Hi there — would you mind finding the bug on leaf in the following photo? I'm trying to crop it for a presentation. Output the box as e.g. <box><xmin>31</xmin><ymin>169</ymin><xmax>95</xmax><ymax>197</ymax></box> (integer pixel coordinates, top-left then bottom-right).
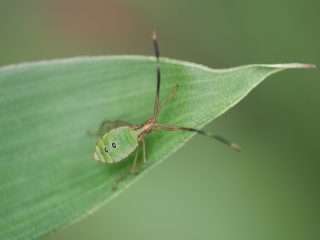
<box><xmin>92</xmin><ymin>31</ymin><xmax>240</xmax><ymax>189</ymax></box>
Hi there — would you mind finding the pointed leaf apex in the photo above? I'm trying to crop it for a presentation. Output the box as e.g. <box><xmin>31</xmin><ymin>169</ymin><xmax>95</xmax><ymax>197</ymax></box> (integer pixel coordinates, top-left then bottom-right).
<box><xmin>261</xmin><ymin>63</ymin><xmax>316</xmax><ymax>69</ymax></box>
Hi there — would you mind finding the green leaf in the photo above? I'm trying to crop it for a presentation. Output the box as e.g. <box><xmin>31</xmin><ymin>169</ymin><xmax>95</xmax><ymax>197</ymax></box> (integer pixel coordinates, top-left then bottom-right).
<box><xmin>0</xmin><ymin>56</ymin><xmax>314</xmax><ymax>239</ymax></box>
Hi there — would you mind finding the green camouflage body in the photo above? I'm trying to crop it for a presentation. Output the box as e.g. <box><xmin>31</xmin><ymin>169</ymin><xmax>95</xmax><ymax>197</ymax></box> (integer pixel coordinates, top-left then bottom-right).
<box><xmin>93</xmin><ymin>126</ymin><xmax>144</xmax><ymax>164</ymax></box>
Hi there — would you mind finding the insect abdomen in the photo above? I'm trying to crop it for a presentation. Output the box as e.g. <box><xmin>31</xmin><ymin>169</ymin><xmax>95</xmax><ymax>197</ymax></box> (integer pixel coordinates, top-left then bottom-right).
<box><xmin>94</xmin><ymin>126</ymin><xmax>140</xmax><ymax>163</ymax></box>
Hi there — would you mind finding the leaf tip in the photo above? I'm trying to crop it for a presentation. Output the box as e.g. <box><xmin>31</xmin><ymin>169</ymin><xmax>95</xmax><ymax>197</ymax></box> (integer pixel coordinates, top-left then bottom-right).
<box><xmin>293</xmin><ymin>63</ymin><xmax>316</xmax><ymax>69</ymax></box>
<box><xmin>266</xmin><ymin>63</ymin><xmax>316</xmax><ymax>69</ymax></box>
<box><xmin>303</xmin><ymin>63</ymin><xmax>316</xmax><ymax>69</ymax></box>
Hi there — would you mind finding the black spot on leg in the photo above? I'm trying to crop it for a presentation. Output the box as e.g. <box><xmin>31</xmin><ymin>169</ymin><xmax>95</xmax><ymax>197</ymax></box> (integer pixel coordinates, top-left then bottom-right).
<box><xmin>112</xmin><ymin>142</ymin><xmax>116</xmax><ymax>148</ymax></box>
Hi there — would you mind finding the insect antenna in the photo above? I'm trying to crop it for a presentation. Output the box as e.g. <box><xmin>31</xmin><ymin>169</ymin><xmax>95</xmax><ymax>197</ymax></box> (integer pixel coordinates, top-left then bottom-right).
<box><xmin>152</xmin><ymin>30</ymin><xmax>161</xmax><ymax>119</ymax></box>
<box><xmin>158</xmin><ymin>124</ymin><xmax>241</xmax><ymax>152</ymax></box>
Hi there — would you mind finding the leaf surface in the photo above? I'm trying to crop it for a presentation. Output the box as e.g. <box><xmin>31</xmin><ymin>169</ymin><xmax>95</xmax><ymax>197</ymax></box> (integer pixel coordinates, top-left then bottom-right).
<box><xmin>0</xmin><ymin>56</ymin><xmax>313</xmax><ymax>239</ymax></box>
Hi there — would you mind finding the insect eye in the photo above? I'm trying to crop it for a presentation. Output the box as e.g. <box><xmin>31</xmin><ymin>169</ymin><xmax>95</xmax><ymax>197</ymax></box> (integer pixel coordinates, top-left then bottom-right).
<box><xmin>112</xmin><ymin>142</ymin><xmax>116</xmax><ymax>148</ymax></box>
<box><xmin>104</xmin><ymin>147</ymin><xmax>109</xmax><ymax>153</ymax></box>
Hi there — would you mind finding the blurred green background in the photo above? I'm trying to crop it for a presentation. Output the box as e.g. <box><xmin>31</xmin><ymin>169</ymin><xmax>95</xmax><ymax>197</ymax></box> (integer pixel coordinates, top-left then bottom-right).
<box><xmin>1</xmin><ymin>0</ymin><xmax>319</xmax><ymax>239</ymax></box>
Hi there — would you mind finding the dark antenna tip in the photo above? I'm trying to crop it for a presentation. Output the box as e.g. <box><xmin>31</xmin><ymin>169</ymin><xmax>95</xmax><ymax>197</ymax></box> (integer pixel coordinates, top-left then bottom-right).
<box><xmin>152</xmin><ymin>30</ymin><xmax>161</xmax><ymax>119</ymax></box>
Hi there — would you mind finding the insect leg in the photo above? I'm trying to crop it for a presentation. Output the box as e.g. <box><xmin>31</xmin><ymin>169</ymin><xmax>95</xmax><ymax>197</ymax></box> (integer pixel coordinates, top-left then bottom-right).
<box><xmin>98</xmin><ymin>120</ymin><xmax>129</xmax><ymax>133</ymax></box>
<box><xmin>130</xmin><ymin>145</ymin><xmax>140</xmax><ymax>174</ymax></box>
<box><xmin>157</xmin><ymin>124</ymin><xmax>241</xmax><ymax>152</ymax></box>
<box><xmin>142</xmin><ymin>139</ymin><xmax>146</xmax><ymax>164</ymax></box>
<box><xmin>130</xmin><ymin>140</ymin><xmax>147</xmax><ymax>176</ymax></box>
<box><xmin>111</xmin><ymin>140</ymin><xmax>147</xmax><ymax>190</ymax></box>
<box><xmin>158</xmin><ymin>84</ymin><xmax>179</xmax><ymax>111</ymax></box>
<box><xmin>88</xmin><ymin>120</ymin><xmax>129</xmax><ymax>136</ymax></box>
<box><xmin>112</xmin><ymin>146</ymin><xmax>140</xmax><ymax>190</ymax></box>
<box><xmin>130</xmin><ymin>139</ymin><xmax>147</xmax><ymax>173</ymax></box>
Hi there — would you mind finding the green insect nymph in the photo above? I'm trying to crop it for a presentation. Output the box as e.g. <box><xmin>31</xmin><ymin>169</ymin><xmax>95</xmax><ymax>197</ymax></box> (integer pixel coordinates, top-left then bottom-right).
<box><xmin>92</xmin><ymin>31</ymin><xmax>240</xmax><ymax>189</ymax></box>
<box><xmin>94</xmin><ymin>126</ymin><xmax>139</xmax><ymax>164</ymax></box>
